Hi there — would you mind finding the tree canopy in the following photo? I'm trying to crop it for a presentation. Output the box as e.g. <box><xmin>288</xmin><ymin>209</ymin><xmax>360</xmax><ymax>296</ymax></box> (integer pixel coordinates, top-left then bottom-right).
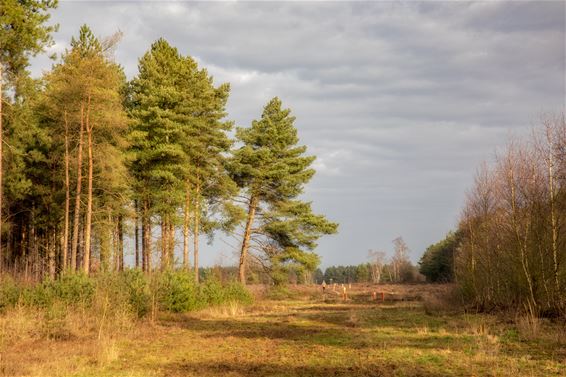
<box><xmin>229</xmin><ymin>97</ymin><xmax>338</xmax><ymax>284</ymax></box>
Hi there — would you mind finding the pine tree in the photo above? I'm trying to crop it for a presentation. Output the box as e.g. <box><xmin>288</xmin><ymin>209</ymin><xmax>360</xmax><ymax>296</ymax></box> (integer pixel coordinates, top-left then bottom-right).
<box><xmin>128</xmin><ymin>39</ymin><xmax>234</xmax><ymax>274</ymax></box>
<box><xmin>128</xmin><ymin>39</ymin><xmax>191</xmax><ymax>270</ymax></box>
<box><xmin>229</xmin><ymin>97</ymin><xmax>337</xmax><ymax>284</ymax></box>
<box><xmin>181</xmin><ymin>72</ymin><xmax>235</xmax><ymax>282</ymax></box>
<box><xmin>3</xmin><ymin>77</ymin><xmax>57</xmax><ymax>277</ymax></box>
<box><xmin>42</xmin><ymin>25</ymin><xmax>128</xmax><ymax>273</ymax></box>
<box><xmin>0</xmin><ymin>0</ymin><xmax>58</xmax><ymax>272</ymax></box>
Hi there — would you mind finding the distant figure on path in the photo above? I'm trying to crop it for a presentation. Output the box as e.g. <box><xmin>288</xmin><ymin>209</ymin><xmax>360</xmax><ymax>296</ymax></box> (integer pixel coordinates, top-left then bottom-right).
<box><xmin>321</xmin><ymin>280</ymin><xmax>327</xmax><ymax>292</ymax></box>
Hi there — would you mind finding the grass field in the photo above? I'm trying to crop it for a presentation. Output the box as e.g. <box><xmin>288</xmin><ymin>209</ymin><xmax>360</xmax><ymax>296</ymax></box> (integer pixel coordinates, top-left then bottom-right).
<box><xmin>1</xmin><ymin>284</ymin><xmax>565</xmax><ymax>377</ymax></box>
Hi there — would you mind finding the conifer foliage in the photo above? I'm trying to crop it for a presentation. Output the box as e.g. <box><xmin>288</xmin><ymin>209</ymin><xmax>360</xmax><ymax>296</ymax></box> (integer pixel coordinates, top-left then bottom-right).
<box><xmin>127</xmin><ymin>39</ymin><xmax>235</xmax><ymax>279</ymax></box>
<box><xmin>1</xmin><ymin>0</ymin><xmax>58</xmax><ymax>274</ymax></box>
<box><xmin>42</xmin><ymin>25</ymin><xmax>128</xmax><ymax>274</ymax></box>
<box><xmin>229</xmin><ymin>98</ymin><xmax>338</xmax><ymax>284</ymax></box>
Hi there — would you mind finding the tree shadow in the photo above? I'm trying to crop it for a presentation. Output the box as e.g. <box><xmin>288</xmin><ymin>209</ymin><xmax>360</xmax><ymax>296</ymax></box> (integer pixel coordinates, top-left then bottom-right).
<box><xmin>159</xmin><ymin>311</ymin><xmax>467</xmax><ymax>352</ymax></box>
<box><xmin>164</xmin><ymin>315</ymin><xmax>355</xmax><ymax>346</ymax></box>
<box><xmin>162</xmin><ymin>360</ymin><xmax>408</xmax><ymax>377</ymax></box>
<box><xmin>158</xmin><ymin>305</ymin><xmax>565</xmax><ymax>364</ymax></box>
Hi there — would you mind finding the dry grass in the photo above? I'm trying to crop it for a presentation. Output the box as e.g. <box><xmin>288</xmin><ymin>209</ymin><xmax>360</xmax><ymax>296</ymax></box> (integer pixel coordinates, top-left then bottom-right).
<box><xmin>515</xmin><ymin>312</ymin><xmax>541</xmax><ymax>340</ymax></box>
<box><xmin>0</xmin><ymin>306</ymin><xmax>39</xmax><ymax>344</ymax></box>
<box><xmin>1</xmin><ymin>284</ymin><xmax>565</xmax><ymax>377</ymax></box>
<box><xmin>193</xmin><ymin>301</ymin><xmax>247</xmax><ymax>319</ymax></box>
<box><xmin>95</xmin><ymin>336</ymin><xmax>119</xmax><ymax>367</ymax></box>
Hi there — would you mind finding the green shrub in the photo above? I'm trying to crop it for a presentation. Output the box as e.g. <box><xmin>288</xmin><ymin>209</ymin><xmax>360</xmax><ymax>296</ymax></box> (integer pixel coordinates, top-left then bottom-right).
<box><xmin>157</xmin><ymin>270</ymin><xmax>201</xmax><ymax>312</ymax></box>
<box><xmin>20</xmin><ymin>283</ymin><xmax>54</xmax><ymax>308</ymax></box>
<box><xmin>1</xmin><ymin>270</ymin><xmax>252</xmax><ymax>317</ymax></box>
<box><xmin>266</xmin><ymin>285</ymin><xmax>294</xmax><ymax>300</ymax></box>
<box><xmin>199</xmin><ymin>278</ymin><xmax>253</xmax><ymax>307</ymax></box>
<box><xmin>121</xmin><ymin>269</ymin><xmax>150</xmax><ymax>317</ymax></box>
<box><xmin>19</xmin><ymin>273</ymin><xmax>95</xmax><ymax>309</ymax></box>
<box><xmin>49</xmin><ymin>273</ymin><xmax>95</xmax><ymax>305</ymax></box>
<box><xmin>223</xmin><ymin>282</ymin><xmax>253</xmax><ymax>305</ymax></box>
<box><xmin>0</xmin><ymin>276</ymin><xmax>21</xmax><ymax>311</ymax></box>
<box><xmin>92</xmin><ymin>272</ymin><xmax>131</xmax><ymax>316</ymax></box>
<box><xmin>201</xmin><ymin>278</ymin><xmax>225</xmax><ymax>306</ymax></box>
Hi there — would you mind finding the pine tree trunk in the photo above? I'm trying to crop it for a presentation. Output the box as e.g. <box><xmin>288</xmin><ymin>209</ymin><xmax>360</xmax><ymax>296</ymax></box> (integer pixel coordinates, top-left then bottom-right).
<box><xmin>118</xmin><ymin>215</ymin><xmax>124</xmax><ymax>271</ymax></box>
<box><xmin>134</xmin><ymin>200</ymin><xmax>140</xmax><ymax>269</ymax></box>
<box><xmin>183</xmin><ymin>184</ymin><xmax>190</xmax><ymax>270</ymax></box>
<box><xmin>99</xmin><ymin>209</ymin><xmax>111</xmax><ymax>272</ymax></box>
<box><xmin>30</xmin><ymin>220</ymin><xmax>37</xmax><ymax>280</ymax></box>
<box><xmin>78</xmin><ymin>217</ymin><xmax>84</xmax><ymax>269</ymax></box>
<box><xmin>141</xmin><ymin>213</ymin><xmax>147</xmax><ymax>272</ymax></box>
<box><xmin>83</xmin><ymin>96</ymin><xmax>93</xmax><ymax>274</ymax></box>
<box><xmin>193</xmin><ymin>179</ymin><xmax>200</xmax><ymax>283</ymax></box>
<box><xmin>48</xmin><ymin>230</ymin><xmax>55</xmax><ymax>279</ymax></box>
<box><xmin>161</xmin><ymin>219</ymin><xmax>167</xmax><ymax>270</ymax></box>
<box><xmin>6</xmin><ymin>217</ymin><xmax>12</xmax><ymax>272</ymax></box>
<box><xmin>142</xmin><ymin>199</ymin><xmax>151</xmax><ymax>273</ymax></box>
<box><xmin>112</xmin><ymin>216</ymin><xmax>117</xmax><ymax>271</ymax></box>
<box><xmin>20</xmin><ymin>225</ymin><xmax>27</xmax><ymax>277</ymax></box>
<box><xmin>71</xmin><ymin>103</ymin><xmax>85</xmax><ymax>271</ymax></box>
<box><xmin>239</xmin><ymin>195</ymin><xmax>258</xmax><ymax>284</ymax></box>
<box><xmin>168</xmin><ymin>220</ymin><xmax>174</xmax><ymax>268</ymax></box>
<box><xmin>62</xmin><ymin>111</ymin><xmax>70</xmax><ymax>270</ymax></box>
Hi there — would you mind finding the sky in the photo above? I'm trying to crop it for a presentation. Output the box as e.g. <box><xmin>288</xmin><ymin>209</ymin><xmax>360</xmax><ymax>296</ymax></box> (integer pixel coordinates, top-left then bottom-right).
<box><xmin>30</xmin><ymin>1</ymin><xmax>565</xmax><ymax>268</ymax></box>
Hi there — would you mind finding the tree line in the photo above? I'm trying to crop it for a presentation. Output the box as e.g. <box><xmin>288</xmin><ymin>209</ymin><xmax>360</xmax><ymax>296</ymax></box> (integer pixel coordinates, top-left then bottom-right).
<box><xmin>316</xmin><ymin>236</ymin><xmax>423</xmax><ymax>284</ymax></box>
<box><xmin>418</xmin><ymin>231</ymin><xmax>459</xmax><ymax>283</ymax></box>
<box><xmin>419</xmin><ymin>116</ymin><xmax>565</xmax><ymax>316</ymax></box>
<box><xmin>0</xmin><ymin>1</ymin><xmax>337</xmax><ymax>284</ymax></box>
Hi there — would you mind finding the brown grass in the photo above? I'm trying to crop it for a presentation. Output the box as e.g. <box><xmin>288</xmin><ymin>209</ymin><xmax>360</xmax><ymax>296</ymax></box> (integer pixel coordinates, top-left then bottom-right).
<box><xmin>1</xmin><ymin>283</ymin><xmax>565</xmax><ymax>377</ymax></box>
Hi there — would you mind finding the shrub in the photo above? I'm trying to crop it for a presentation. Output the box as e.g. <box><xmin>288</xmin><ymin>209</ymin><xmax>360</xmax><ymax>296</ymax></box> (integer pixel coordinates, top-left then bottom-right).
<box><xmin>41</xmin><ymin>302</ymin><xmax>71</xmax><ymax>340</ymax></box>
<box><xmin>2</xmin><ymin>270</ymin><xmax>253</xmax><ymax>317</ymax></box>
<box><xmin>201</xmin><ymin>278</ymin><xmax>225</xmax><ymax>306</ymax></box>
<box><xmin>121</xmin><ymin>269</ymin><xmax>150</xmax><ymax>318</ymax></box>
<box><xmin>92</xmin><ymin>273</ymin><xmax>132</xmax><ymax>320</ymax></box>
<box><xmin>20</xmin><ymin>283</ymin><xmax>54</xmax><ymax>308</ymax></box>
<box><xmin>19</xmin><ymin>273</ymin><xmax>94</xmax><ymax>309</ymax></box>
<box><xmin>156</xmin><ymin>272</ymin><xmax>253</xmax><ymax>312</ymax></box>
<box><xmin>200</xmin><ymin>279</ymin><xmax>253</xmax><ymax>307</ymax></box>
<box><xmin>49</xmin><ymin>273</ymin><xmax>95</xmax><ymax>306</ymax></box>
<box><xmin>266</xmin><ymin>285</ymin><xmax>294</xmax><ymax>300</ymax></box>
<box><xmin>157</xmin><ymin>270</ymin><xmax>201</xmax><ymax>312</ymax></box>
<box><xmin>223</xmin><ymin>282</ymin><xmax>253</xmax><ymax>305</ymax></box>
<box><xmin>0</xmin><ymin>276</ymin><xmax>20</xmax><ymax>311</ymax></box>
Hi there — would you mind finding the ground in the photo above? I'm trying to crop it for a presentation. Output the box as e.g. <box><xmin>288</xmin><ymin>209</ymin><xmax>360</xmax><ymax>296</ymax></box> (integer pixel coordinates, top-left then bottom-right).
<box><xmin>1</xmin><ymin>284</ymin><xmax>565</xmax><ymax>377</ymax></box>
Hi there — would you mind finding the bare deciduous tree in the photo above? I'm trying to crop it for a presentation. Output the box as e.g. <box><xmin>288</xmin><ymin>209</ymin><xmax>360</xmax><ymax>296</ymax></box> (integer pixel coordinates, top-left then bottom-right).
<box><xmin>456</xmin><ymin>114</ymin><xmax>565</xmax><ymax>315</ymax></box>
<box><xmin>368</xmin><ymin>249</ymin><xmax>386</xmax><ymax>284</ymax></box>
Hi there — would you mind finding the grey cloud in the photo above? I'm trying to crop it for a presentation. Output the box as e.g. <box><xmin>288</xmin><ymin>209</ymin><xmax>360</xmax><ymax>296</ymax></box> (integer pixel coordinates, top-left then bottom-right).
<box><xmin>30</xmin><ymin>0</ymin><xmax>564</xmax><ymax>267</ymax></box>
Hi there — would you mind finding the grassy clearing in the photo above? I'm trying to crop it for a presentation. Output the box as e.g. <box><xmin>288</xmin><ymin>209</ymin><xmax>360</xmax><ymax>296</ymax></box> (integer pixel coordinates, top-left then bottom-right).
<box><xmin>1</xmin><ymin>284</ymin><xmax>565</xmax><ymax>377</ymax></box>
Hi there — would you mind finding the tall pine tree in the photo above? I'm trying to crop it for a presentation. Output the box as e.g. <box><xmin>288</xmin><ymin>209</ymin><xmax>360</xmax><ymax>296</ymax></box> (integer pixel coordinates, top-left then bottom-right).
<box><xmin>128</xmin><ymin>39</ymin><xmax>189</xmax><ymax>270</ymax></box>
<box><xmin>229</xmin><ymin>97</ymin><xmax>337</xmax><ymax>284</ymax></box>
<box><xmin>0</xmin><ymin>0</ymin><xmax>58</xmax><ymax>272</ymax></box>
<box><xmin>128</xmin><ymin>39</ymin><xmax>234</xmax><ymax>274</ymax></box>
<box><xmin>42</xmin><ymin>25</ymin><xmax>128</xmax><ymax>273</ymax></box>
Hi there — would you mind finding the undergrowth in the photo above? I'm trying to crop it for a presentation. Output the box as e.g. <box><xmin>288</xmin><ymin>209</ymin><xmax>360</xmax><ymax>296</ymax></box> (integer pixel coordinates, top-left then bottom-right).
<box><xmin>0</xmin><ymin>270</ymin><xmax>252</xmax><ymax>318</ymax></box>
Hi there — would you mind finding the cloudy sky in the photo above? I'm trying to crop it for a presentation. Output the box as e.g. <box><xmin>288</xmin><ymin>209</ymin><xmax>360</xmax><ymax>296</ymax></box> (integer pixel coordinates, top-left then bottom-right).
<box><xmin>31</xmin><ymin>1</ymin><xmax>565</xmax><ymax>268</ymax></box>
